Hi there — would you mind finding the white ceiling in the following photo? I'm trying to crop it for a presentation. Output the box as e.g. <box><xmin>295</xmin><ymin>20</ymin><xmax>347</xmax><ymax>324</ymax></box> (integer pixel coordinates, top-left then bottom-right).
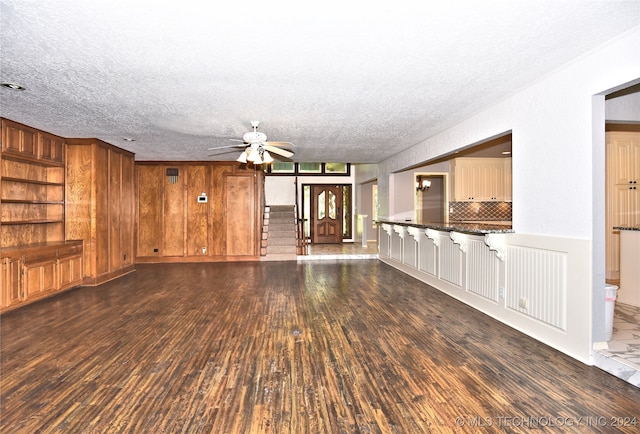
<box><xmin>1</xmin><ymin>1</ymin><xmax>638</xmax><ymax>163</ymax></box>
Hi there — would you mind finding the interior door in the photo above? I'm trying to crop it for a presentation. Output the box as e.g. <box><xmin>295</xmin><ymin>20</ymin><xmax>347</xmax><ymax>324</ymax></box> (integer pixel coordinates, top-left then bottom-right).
<box><xmin>311</xmin><ymin>185</ymin><xmax>343</xmax><ymax>244</ymax></box>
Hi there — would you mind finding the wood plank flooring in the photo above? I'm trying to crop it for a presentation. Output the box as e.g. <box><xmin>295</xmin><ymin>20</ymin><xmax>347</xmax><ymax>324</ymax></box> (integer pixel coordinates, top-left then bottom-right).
<box><xmin>2</xmin><ymin>261</ymin><xmax>640</xmax><ymax>433</ymax></box>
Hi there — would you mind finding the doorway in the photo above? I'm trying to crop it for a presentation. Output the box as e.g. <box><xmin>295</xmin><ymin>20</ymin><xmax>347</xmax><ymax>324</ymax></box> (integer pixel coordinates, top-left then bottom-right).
<box><xmin>415</xmin><ymin>174</ymin><xmax>447</xmax><ymax>222</ymax></box>
<box><xmin>310</xmin><ymin>185</ymin><xmax>343</xmax><ymax>244</ymax></box>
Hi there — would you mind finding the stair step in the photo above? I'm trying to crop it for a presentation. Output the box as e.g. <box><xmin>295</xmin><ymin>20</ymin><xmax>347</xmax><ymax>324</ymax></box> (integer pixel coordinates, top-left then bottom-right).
<box><xmin>267</xmin><ymin>245</ymin><xmax>297</xmax><ymax>254</ymax></box>
<box><xmin>269</xmin><ymin>229</ymin><xmax>296</xmax><ymax>236</ymax></box>
<box><xmin>269</xmin><ymin>218</ymin><xmax>296</xmax><ymax>225</ymax></box>
<box><xmin>269</xmin><ymin>205</ymin><xmax>295</xmax><ymax>212</ymax></box>
<box><xmin>261</xmin><ymin>253</ymin><xmax>297</xmax><ymax>262</ymax></box>
<box><xmin>269</xmin><ymin>238</ymin><xmax>297</xmax><ymax>246</ymax></box>
<box><xmin>269</xmin><ymin>223</ymin><xmax>296</xmax><ymax>232</ymax></box>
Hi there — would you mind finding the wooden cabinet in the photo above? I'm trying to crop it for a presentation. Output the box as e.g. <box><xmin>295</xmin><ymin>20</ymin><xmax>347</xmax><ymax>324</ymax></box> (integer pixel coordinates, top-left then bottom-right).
<box><xmin>66</xmin><ymin>139</ymin><xmax>135</xmax><ymax>285</ymax></box>
<box><xmin>1</xmin><ymin>241</ymin><xmax>84</xmax><ymax>312</ymax></box>
<box><xmin>1</xmin><ymin>118</ymin><xmax>37</xmax><ymax>158</ymax></box>
<box><xmin>451</xmin><ymin>158</ymin><xmax>511</xmax><ymax>202</ymax></box>
<box><xmin>606</xmin><ymin>131</ymin><xmax>640</xmax><ymax>279</ymax></box>
<box><xmin>0</xmin><ymin>119</ymin><xmax>84</xmax><ymax>312</ymax></box>
<box><xmin>1</xmin><ymin>119</ymin><xmax>66</xmax><ymax>248</ymax></box>
<box><xmin>135</xmin><ymin>162</ymin><xmax>263</xmax><ymax>262</ymax></box>
<box><xmin>1</xmin><ymin>256</ymin><xmax>23</xmax><ymax>309</ymax></box>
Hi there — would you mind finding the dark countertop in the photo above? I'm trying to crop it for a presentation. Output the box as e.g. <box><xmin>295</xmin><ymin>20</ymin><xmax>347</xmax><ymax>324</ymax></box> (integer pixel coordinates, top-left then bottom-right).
<box><xmin>376</xmin><ymin>219</ymin><xmax>514</xmax><ymax>235</ymax></box>
<box><xmin>614</xmin><ymin>226</ymin><xmax>640</xmax><ymax>231</ymax></box>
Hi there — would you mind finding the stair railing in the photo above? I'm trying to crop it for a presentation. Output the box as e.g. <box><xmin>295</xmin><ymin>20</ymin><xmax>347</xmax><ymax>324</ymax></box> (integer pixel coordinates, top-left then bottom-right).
<box><xmin>294</xmin><ymin>177</ymin><xmax>308</xmax><ymax>255</ymax></box>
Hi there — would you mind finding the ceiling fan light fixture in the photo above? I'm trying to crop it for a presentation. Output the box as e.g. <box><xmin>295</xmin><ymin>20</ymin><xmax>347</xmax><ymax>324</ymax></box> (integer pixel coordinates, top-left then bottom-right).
<box><xmin>236</xmin><ymin>151</ymin><xmax>248</xmax><ymax>163</ymax></box>
<box><xmin>247</xmin><ymin>147</ymin><xmax>260</xmax><ymax>162</ymax></box>
<box><xmin>262</xmin><ymin>150</ymin><xmax>273</xmax><ymax>163</ymax></box>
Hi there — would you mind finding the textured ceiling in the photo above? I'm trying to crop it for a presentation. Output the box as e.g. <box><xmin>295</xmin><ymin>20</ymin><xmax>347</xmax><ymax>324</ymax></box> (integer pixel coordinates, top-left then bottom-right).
<box><xmin>1</xmin><ymin>1</ymin><xmax>638</xmax><ymax>163</ymax></box>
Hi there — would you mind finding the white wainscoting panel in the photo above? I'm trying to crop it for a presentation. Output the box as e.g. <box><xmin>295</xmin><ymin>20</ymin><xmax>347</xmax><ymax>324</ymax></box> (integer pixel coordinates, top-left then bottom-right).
<box><xmin>439</xmin><ymin>234</ymin><xmax>463</xmax><ymax>287</ymax></box>
<box><xmin>506</xmin><ymin>245</ymin><xmax>567</xmax><ymax>330</ymax></box>
<box><xmin>403</xmin><ymin>228</ymin><xmax>419</xmax><ymax>268</ymax></box>
<box><xmin>418</xmin><ymin>232</ymin><xmax>438</xmax><ymax>276</ymax></box>
<box><xmin>379</xmin><ymin>224</ymin><xmax>391</xmax><ymax>257</ymax></box>
<box><xmin>466</xmin><ymin>237</ymin><xmax>500</xmax><ymax>301</ymax></box>
<box><xmin>390</xmin><ymin>226</ymin><xmax>404</xmax><ymax>262</ymax></box>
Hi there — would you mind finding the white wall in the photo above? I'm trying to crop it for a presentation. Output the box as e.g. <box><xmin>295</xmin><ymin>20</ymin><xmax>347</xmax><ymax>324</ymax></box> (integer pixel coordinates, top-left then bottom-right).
<box><xmin>606</xmin><ymin>91</ymin><xmax>640</xmax><ymax>121</ymax></box>
<box><xmin>265</xmin><ymin>172</ymin><xmax>357</xmax><ymax>237</ymax></box>
<box><xmin>264</xmin><ymin>176</ymin><xmax>297</xmax><ymax>205</ymax></box>
<box><xmin>378</xmin><ymin>27</ymin><xmax>639</xmax><ymax>238</ymax></box>
<box><xmin>374</xmin><ymin>26</ymin><xmax>640</xmax><ymax>361</ymax></box>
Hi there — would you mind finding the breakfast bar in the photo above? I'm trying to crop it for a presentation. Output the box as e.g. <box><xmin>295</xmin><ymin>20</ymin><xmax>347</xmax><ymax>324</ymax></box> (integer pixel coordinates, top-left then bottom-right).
<box><xmin>376</xmin><ymin>219</ymin><xmax>594</xmax><ymax>361</ymax></box>
<box><xmin>376</xmin><ymin>219</ymin><xmax>513</xmax><ymax>292</ymax></box>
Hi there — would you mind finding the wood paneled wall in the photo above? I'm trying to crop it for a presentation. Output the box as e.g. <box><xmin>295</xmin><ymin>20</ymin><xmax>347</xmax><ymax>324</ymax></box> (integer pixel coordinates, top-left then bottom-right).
<box><xmin>66</xmin><ymin>138</ymin><xmax>136</xmax><ymax>285</ymax></box>
<box><xmin>135</xmin><ymin>162</ymin><xmax>263</xmax><ymax>262</ymax></box>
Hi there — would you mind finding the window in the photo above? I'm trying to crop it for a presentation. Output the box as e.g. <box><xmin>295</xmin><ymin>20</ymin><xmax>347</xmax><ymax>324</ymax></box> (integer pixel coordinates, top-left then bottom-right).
<box><xmin>298</xmin><ymin>163</ymin><xmax>322</xmax><ymax>173</ymax></box>
<box><xmin>270</xmin><ymin>162</ymin><xmax>295</xmax><ymax>173</ymax></box>
<box><xmin>265</xmin><ymin>163</ymin><xmax>351</xmax><ymax>176</ymax></box>
<box><xmin>325</xmin><ymin>163</ymin><xmax>348</xmax><ymax>174</ymax></box>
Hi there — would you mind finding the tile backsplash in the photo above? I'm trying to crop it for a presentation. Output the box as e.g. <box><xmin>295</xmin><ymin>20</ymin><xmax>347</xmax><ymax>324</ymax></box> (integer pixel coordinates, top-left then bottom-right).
<box><xmin>449</xmin><ymin>201</ymin><xmax>512</xmax><ymax>222</ymax></box>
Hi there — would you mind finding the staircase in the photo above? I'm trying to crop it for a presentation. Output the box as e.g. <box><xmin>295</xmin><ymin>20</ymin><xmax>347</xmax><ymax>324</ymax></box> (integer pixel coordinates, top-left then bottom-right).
<box><xmin>261</xmin><ymin>205</ymin><xmax>298</xmax><ymax>261</ymax></box>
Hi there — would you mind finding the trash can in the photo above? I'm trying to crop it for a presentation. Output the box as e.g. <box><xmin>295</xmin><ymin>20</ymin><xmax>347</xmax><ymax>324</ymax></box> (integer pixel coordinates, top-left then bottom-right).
<box><xmin>604</xmin><ymin>284</ymin><xmax>618</xmax><ymax>341</ymax></box>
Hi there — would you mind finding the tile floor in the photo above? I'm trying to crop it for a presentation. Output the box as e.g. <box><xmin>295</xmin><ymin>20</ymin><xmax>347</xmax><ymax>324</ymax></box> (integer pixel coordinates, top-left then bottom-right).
<box><xmin>298</xmin><ymin>240</ymin><xmax>379</xmax><ymax>261</ymax></box>
<box><xmin>298</xmin><ymin>242</ymin><xmax>640</xmax><ymax>387</ymax></box>
<box><xmin>593</xmin><ymin>302</ymin><xmax>640</xmax><ymax>387</ymax></box>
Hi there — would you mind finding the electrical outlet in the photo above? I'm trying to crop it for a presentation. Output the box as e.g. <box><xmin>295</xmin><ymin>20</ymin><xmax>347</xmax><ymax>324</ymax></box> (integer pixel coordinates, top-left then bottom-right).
<box><xmin>499</xmin><ymin>287</ymin><xmax>504</xmax><ymax>298</ymax></box>
<box><xmin>519</xmin><ymin>298</ymin><xmax>529</xmax><ymax>309</ymax></box>
<box><xmin>202</xmin><ymin>247</ymin><xmax>206</xmax><ymax>254</ymax></box>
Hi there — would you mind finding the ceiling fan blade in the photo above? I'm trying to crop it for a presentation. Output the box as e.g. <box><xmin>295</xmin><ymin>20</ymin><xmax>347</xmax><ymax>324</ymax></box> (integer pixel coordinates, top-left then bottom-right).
<box><xmin>265</xmin><ymin>141</ymin><xmax>295</xmax><ymax>147</ymax></box>
<box><xmin>207</xmin><ymin>144</ymin><xmax>246</xmax><ymax>150</ymax></box>
<box><xmin>208</xmin><ymin>149</ymin><xmax>240</xmax><ymax>156</ymax></box>
<box><xmin>229</xmin><ymin>138</ymin><xmax>244</xmax><ymax>142</ymax></box>
<box><xmin>264</xmin><ymin>145</ymin><xmax>294</xmax><ymax>158</ymax></box>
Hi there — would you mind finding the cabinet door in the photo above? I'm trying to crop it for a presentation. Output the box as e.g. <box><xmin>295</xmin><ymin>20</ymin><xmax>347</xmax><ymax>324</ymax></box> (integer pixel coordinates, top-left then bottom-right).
<box><xmin>1</xmin><ymin>258</ymin><xmax>23</xmax><ymax>308</ymax></box>
<box><xmin>503</xmin><ymin>158</ymin><xmax>512</xmax><ymax>201</ymax></box>
<box><xmin>38</xmin><ymin>132</ymin><xmax>65</xmax><ymax>164</ymax></box>
<box><xmin>1</xmin><ymin>120</ymin><xmax>37</xmax><ymax>157</ymax></box>
<box><xmin>23</xmin><ymin>261</ymin><xmax>56</xmax><ymax>298</ymax></box>
<box><xmin>58</xmin><ymin>256</ymin><xmax>83</xmax><ymax>290</ymax></box>
<box><xmin>454</xmin><ymin>164</ymin><xmax>480</xmax><ymax>201</ymax></box>
<box><xmin>610</xmin><ymin>133</ymin><xmax>640</xmax><ymax>184</ymax></box>
<box><xmin>615</xmin><ymin>184</ymin><xmax>638</xmax><ymax>227</ymax></box>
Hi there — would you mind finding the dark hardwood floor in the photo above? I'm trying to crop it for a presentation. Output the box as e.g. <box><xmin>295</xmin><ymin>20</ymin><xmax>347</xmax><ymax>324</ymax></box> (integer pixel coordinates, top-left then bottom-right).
<box><xmin>2</xmin><ymin>261</ymin><xmax>639</xmax><ymax>433</ymax></box>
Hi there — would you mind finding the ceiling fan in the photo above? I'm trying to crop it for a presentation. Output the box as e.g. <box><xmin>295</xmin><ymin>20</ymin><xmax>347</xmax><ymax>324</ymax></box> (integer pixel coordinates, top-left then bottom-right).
<box><xmin>208</xmin><ymin>121</ymin><xmax>294</xmax><ymax>164</ymax></box>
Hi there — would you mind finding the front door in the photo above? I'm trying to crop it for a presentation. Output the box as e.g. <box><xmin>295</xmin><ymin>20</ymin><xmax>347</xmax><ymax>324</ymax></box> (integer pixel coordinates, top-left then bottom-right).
<box><xmin>311</xmin><ymin>185</ymin><xmax>343</xmax><ymax>244</ymax></box>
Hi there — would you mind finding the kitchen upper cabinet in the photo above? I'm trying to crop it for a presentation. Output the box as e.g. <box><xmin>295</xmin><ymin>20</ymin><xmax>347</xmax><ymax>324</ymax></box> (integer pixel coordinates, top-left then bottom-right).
<box><xmin>65</xmin><ymin>138</ymin><xmax>135</xmax><ymax>285</ymax></box>
<box><xmin>451</xmin><ymin>158</ymin><xmax>512</xmax><ymax>202</ymax></box>
<box><xmin>606</xmin><ymin>131</ymin><xmax>640</xmax><ymax>279</ymax></box>
<box><xmin>610</xmin><ymin>133</ymin><xmax>640</xmax><ymax>186</ymax></box>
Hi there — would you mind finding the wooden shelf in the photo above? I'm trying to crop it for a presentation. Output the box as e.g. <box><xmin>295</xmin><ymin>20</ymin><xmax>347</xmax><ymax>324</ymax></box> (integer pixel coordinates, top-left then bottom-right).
<box><xmin>1</xmin><ymin>176</ymin><xmax>64</xmax><ymax>186</ymax></box>
<box><xmin>1</xmin><ymin>199</ymin><xmax>64</xmax><ymax>204</ymax></box>
<box><xmin>1</xmin><ymin>151</ymin><xmax>64</xmax><ymax>167</ymax></box>
<box><xmin>1</xmin><ymin>219</ymin><xmax>64</xmax><ymax>225</ymax></box>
